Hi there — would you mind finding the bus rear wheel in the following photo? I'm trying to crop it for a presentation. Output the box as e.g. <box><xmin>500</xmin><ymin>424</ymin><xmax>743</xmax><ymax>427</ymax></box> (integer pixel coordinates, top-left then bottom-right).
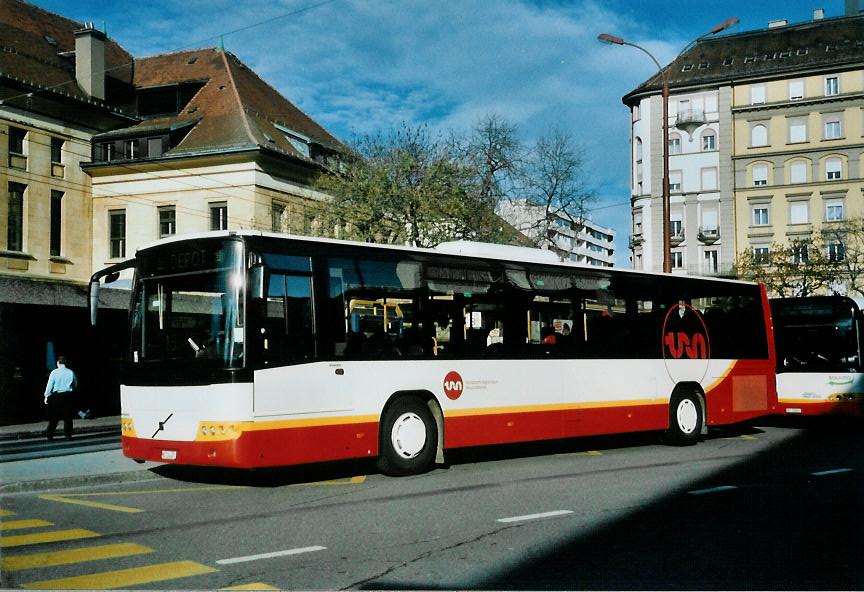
<box><xmin>666</xmin><ymin>391</ymin><xmax>703</xmax><ymax>446</ymax></box>
<box><xmin>378</xmin><ymin>396</ymin><xmax>437</xmax><ymax>476</ymax></box>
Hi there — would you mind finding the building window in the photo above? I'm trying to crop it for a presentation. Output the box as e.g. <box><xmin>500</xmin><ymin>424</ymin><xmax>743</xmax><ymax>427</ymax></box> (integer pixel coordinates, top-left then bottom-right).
<box><xmin>97</xmin><ymin>142</ymin><xmax>115</xmax><ymax>162</ymax></box>
<box><xmin>50</xmin><ymin>137</ymin><xmax>64</xmax><ymax>163</ymax></box>
<box><xmin>50</xmin><ymin>190</ymin><xmax>63</xmax><ymax>257</ymax></box>
<box><xmin>124</xmin><ymin>140</ymin><xmax>139</xmax><ymax>159</ymax></box>
<box><xmin>669</xmin><ymin>171</ymin><xmax>682</xmax><ymax>192</ymax></box>
<box><xmin>670</xmin><ymin>217</ymin><xmax>683</xmax><ymax>237</ymax></box>
<box><xmin>671</xmin><ymin>251</ymin><xmax>684</xmax><ymax>269</ymax></box>
<box><xmin>8</xmin><ymin>127</ymin><xmax>25</xmax><ymax>154</ymax></box>
<box><xmin>788</xmin><ymin>119</ymin><xmax>807</xmax><ymax>143</ymax></box>
<box><xmin>272</xmin><ymin>202</ymin><xmax>286</xmax><ymax>232</ymax></box>
<box><xmin>701</xmin><ymin>167</ymin><xmax>717</xmax><ymax>191</ymax></box>
<box><xmin>752</xmin><ymin>206</ymin><xmax>769</xmax><ymax>226</ymax></box>
<box><xmin>789</xmin><ymin>201</ymin><xmax>809</xmax><ymax>225</ymax></box>
<box><xmin>701</xmin><ymin>130</ymin><xmax>716</xmax><ymax>151</ymax></box>
<box><xmin>668</xmin><ymin>133</ymin><xmax>682</xmax><ymax>155</ymax></box>
<box><xmin>109</xmin><ymin>210</ymin><xmax>126</xmax><ymax>259</ymax></box>
<box><xmin>789</xmin><ymin>79</ymin><xmax>804</xmax><ymax>100</ymax></box>
<box><xmin>824</xmin><ymin>76</ymin><xmax>840</xmax><ymax>96</ymax></box>
<box><xmin>750</xmin><ymin>84</ymin><xmax>766</xmax><ymax>105</ymax></box>
<box><xmin>789</xmin><ymin>160</ymin><xmax>807</xmax><ymax>184</ymax></box>
<box><xmin>148</xmin><ymin>137</ymin><xmax>163</xmax><ymax>158</ymax></box>
<box><xmin>632</xmin><ymin>105</ymin><xmax>640</xmax><ymax>121</ymax></box>
<box><xmin>158</xmin><ymin>206</ymin><xmax>176</xmax><ymax>238</ymax></box>
<box><xmin>792</xmin><ymin>243</ymin><xmax>809</xmax><ymax>264</ymax></box>
<box><xmin>210</xmin><ymin>202</ymin><xmax>228</xmax><ymax>231</ymax></box>
<box><xmin>753</xmin><ymin>246</ymin><xmax>770</xmax><ymax>264</ymax></box>
<box><xmin>752</xmin><ymin>164</ymin><xmax>768</xmax><ymax>186</ymax></box>
<box><xmin>703</xmin><ymin>250</ymin><xmax>719</xmax><ymax>274</ymax></box>
<box><xmin>751</xmin><ymin>124</ymin><xmax>768</xmax><ymax>147</ymax></box>
<box><xmin>826</xmin><ymin>158</ymin><xmax>842</xmax><ymax>180</ymax></box>
<box><xmin>635</xmin><ymin>137</ymin><xmax>643</xmax><ymax>162</ymax></box>
<box><xmin>828</xmin><ymin>243</ymin><xmax>846</xmax><ymax>262</ymax></box>
<box><xmin>825</xmin><ymin>200</ymin><xmax>844</xmax><ymax>222</ymax></box>
<box><xmin>824</xmin><ymin>118</ymin><xmax>842</xmax><ymax>140</ymax></box>
<box><xmin>7</xmin><ymin>182</ymin><xmax>25</xmax><ymax>251</ymax></box>
<box><xmin>633</xmin><ymin>211</ymin><xmax>643</xmax><ymax>235</ymax></box>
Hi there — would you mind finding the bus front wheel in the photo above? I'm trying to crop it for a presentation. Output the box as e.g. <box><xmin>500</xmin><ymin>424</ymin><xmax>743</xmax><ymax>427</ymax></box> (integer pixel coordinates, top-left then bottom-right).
<box><xmin>666</xmin><ymin>391</ymin><xmax>703</xmax><ymax>446</ymax></box>
<box><xmin>378</xmin><ymin>397</ymin><xmax>437</xmax><ymax>476</ymax></box>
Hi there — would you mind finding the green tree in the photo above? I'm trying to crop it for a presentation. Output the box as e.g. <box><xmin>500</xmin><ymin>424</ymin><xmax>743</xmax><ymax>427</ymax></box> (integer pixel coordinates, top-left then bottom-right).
<box><xmin>734</xmin><ymin>237</ymin><xmax>832</xmax><ymax>297</ymax></box>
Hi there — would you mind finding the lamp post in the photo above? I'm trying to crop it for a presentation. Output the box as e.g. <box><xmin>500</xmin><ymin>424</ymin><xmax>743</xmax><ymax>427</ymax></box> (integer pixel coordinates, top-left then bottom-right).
<box><xmin>599</xmin><ymin>18</ymin><xmax>738</xmax><ymax>273</ymax></box>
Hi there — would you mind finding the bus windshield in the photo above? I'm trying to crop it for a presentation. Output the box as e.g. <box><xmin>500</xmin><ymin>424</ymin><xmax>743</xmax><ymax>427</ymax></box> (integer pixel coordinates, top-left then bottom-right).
<box><xmin>772</xmin><ymin>297</ymin><xmax>862</xmax><ymax>372</ymax></box>
<box><xmin>130</xmin><ymin>240</ymin><xmax>245</xmax><ymax>369</ymax></box>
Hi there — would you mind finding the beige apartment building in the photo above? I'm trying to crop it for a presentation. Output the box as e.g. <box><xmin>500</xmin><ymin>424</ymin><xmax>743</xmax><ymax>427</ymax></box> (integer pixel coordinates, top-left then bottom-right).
<box><xmin>623</xmin><ymin>8</ymin><xmax>863</xmax><ymax>291</ymax></box>
<box><xmin>732</xmin><ymin>34</ymin><xmax>863</xmax><ymax>275</ymax></box>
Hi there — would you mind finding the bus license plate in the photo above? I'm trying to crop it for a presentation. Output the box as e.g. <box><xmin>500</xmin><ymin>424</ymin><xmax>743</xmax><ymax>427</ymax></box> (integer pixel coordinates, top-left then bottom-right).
<box><xmin>161</xmin><ymin>450</ymin><xmax>177</xmax><ymax>460</ymax></box>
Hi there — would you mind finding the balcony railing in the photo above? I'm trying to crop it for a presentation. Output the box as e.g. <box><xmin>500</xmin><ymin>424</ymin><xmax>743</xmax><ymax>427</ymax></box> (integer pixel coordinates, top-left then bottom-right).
<box><xmin>697</xmin><ymin>226</ymin><xmax>720</xmax><ymax>245</ymax></box>
<box><xmin>674</xmin><ymin>109</ymin><xmax>707</xmax><ymax>136</ymax></box>
<box><xmin>669</xmin><ymin>227</ymin><xmax>685</xmax><ymax>246</ymax></box>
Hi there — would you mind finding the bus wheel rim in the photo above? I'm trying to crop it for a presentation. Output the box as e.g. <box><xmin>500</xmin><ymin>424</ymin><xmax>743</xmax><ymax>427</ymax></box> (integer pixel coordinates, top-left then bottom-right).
<box><xmin>676</xmin><ymin>399</ymin><xmax>698</xmax><ymax>434</ymax></box>
<box><xmin>391</xmin><ymin>412</ymin><xmax>427</xmax><ymax>459</ymax></box>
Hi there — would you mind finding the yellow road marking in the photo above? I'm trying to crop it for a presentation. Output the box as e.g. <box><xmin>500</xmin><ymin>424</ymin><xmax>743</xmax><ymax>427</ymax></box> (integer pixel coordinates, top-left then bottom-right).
<box><xmin>2</xmin><ymin>543</ymin><xmax>153</xmax><ymax>572</ymax></box>
<box><xmin>1</xmin><ymin>528</ymin><xmax>99</xmax><ymax>548</ymax></box>
<box><xmin>0</xmin><ymin>519</ymin><xmax>53</xmax><ymax>531</ymax></box>
<box><xmin>22</xmin><ymin>560</ymin><xmax>217</xmax><ymax>589</ymax></box>
<box><xmin>558</xmin><ymin>450</ymin><xmax>603</xmax><ymax>457</ymax></box>
<box><xmin>43</xmin><ymin>485</ymin><xmax>246</xmax><ymax>499</ymax></box>
<box><xmin>0</xmin><ymin>509</ymin><xmax>16</xmax><ymax>517</ymax></box>
<box><xmin>221</xmin><ymin>584</ymin><xmax>280</xmax><ymax>590</ymax></box>
<box><xmin>300</xmin><ymin>475</ymin><xmax>367</xmax><ymax>486</ymax></box>
<box><xmin>39</xmin><ymin>495</ymin><xmax>144</xmax><ymax>514</ymax></box>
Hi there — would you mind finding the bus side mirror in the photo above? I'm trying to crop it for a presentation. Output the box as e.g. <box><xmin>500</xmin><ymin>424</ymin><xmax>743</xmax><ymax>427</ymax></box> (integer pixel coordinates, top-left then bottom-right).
<box><xmin>250</xmin><ymin>265</ymin><xmax>265</xmax><ymax>300</ymax></box>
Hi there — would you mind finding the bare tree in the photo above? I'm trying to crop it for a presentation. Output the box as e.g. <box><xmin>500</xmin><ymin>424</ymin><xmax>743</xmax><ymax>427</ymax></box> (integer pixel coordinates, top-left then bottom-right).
<box><xmin>821</xmin><ymin>217</ymin><xmax>864</xmax><ymax>297</ymax></box>
<box><xmin>734</xmin><ymin>237</ymin><xmax>832</xmax><ymax>297</ymax></box>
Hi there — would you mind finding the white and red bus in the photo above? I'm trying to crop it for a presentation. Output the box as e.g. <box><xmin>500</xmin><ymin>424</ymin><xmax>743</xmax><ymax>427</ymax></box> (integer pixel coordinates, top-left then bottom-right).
<box><xmin>90</xmin><ymin>231</ymin><xmax>777</xmax><ymax>475</ymax></box>
<box><xmin>771</xmin><ymin>296</ymin><xmax>864</xmax><ymax>416</ymax></box>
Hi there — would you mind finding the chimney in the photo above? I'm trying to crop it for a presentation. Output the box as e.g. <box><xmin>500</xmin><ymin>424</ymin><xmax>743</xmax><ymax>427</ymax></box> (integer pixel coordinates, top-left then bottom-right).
<box><xmin>768</xmin><ymin>19</ymin><xmax>788</xmax><ymax>28</ymax></box>
<box><xmin>74</xmin><ymin>25</ymin><xmax>106</xmax><ymax>100</ymax></box>
<box><xmin>813</xmin><ymin>8</ymin><xmax>825</xmax><ymax>19</ymax></box>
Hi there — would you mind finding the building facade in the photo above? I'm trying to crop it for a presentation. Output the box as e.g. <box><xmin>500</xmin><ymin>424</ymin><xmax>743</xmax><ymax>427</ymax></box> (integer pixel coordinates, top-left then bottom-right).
<box><xmin>0</xmin><ymin>0</ymin><xmax>343</xmax><ymax>424</ymax></box>
<box><xmin>497</xmin><ymin>200</ymin><xmax>616</xmax><ymax>266</ymax></box>
<box><xmin>623</xmin><ymin>9</ymin><xmax>863</xmax><ymax>288</ymax></box>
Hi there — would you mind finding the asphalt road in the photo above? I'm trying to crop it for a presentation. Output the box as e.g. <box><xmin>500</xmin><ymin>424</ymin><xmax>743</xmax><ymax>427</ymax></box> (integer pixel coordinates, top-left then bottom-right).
<box><xmin>2</xmin><ymin>418</ymin><xmax>862</xmax><ymax>590</ymax></box>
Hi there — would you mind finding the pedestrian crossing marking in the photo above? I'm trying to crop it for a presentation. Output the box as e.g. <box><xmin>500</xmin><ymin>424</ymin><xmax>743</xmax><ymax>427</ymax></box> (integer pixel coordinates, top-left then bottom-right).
<box><xmin>1</xmin><ymin>528</ymin><xmax>100</xmax><ymax>548</ymax></box>
<box><xmin>21</xmin><ymin>559</ymin><xmax>217</xmax><ymax>589</ymax></box>
<box><xmin>0</xmin><ymin>509</ymin><xmax>16</xmax><ymax>516</ymax></box>
<box><xmin>221</xmin><ymin>584</ymin><xmax>280</xmax><ymax>590</ymax></box>
<box><xmin>39</xmin><ymin>494</ymin><xmax>144</xmax><ymax>514</ymax></box>
<box><xmin>2</xmin><ymin>543</ymin><xmax>153</xmax><ymax>572</ymax></box>
<box><xmin>0</xmin><ymin>519</ymin><xmax>53</xmax><ymax>531</ymax></box>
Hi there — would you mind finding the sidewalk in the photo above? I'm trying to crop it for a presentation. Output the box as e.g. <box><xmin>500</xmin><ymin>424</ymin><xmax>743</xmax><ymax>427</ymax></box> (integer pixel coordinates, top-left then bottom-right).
<box><xmin>0</xmin><ymin>416</ymin><xmax>163</xmax><ymax>494</ymax></box>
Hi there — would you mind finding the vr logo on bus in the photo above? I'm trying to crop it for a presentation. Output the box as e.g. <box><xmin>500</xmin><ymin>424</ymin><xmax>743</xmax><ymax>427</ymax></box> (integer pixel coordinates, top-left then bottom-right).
<box><xmin>664</xmin><ymin>332</ymin><xmax>709</xmax><ymax>360</ymax></box>
<box><xmin>443</xmin><ymin>371</ymin><xmax>464</xmax><ymax>400</ymax></box>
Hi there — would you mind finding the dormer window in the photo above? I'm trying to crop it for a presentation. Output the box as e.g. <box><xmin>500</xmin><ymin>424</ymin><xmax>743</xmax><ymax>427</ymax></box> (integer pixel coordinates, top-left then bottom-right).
<box><xmin>274</xmin><ymin>123</ymin><xmax>311</xmax><ymax>158</ymax></box>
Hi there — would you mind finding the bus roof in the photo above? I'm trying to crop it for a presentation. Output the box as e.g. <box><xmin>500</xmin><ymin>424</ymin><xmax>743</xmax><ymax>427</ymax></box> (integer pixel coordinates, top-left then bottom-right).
<box><xmin>136</xmin><ymin>230</ymin><xmax>759</xmax><ymax>286</ymax></box>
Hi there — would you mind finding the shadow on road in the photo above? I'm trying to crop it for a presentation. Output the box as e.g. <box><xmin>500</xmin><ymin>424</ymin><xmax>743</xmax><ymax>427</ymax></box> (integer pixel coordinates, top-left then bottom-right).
<box><xmin>362</xmin><ymin>418</ymin><xmax>864</xmax><ymax>590</ymax></box>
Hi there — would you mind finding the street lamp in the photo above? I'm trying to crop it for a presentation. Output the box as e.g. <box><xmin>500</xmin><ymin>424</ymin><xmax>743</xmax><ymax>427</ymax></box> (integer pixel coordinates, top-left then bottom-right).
<box><xmin>599</xmin><ymin>18</ymin><xmax>738</xmax><ymax>273</ymax></box>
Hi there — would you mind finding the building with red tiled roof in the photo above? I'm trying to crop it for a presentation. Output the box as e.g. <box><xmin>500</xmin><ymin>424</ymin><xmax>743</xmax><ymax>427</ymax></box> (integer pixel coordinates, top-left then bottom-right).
<box><xmin>0</xmin><ymin>0</ymin><xmax>345</xmax><ymax>424</ymax></box>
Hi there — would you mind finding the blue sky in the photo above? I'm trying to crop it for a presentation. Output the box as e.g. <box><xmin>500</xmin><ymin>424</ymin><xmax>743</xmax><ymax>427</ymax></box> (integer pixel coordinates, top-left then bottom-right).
<box><xmin>41</xmin><ymin>0</ymin><xmax>850</xmax><ymax>262</ymax></box>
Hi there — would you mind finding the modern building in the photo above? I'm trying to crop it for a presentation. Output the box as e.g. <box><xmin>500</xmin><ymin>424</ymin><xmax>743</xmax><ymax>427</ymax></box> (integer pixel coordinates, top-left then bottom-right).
<box><xmin>497</xmin><ymin>200</ymin><xmax>616</xmax><ymax>266</ymax></box>
<box><xmin>0</xmin><ymin>0</ymin><xmax>344</xmax><ymax>424</ymax></box>
<box><xmin>622</xmin><ymin>7</ymin><xmax>863</xmax><ymax>283</ymax></box>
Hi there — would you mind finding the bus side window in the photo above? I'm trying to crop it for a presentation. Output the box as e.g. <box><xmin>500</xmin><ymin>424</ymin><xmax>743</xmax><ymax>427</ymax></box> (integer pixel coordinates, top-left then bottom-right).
<box><xmin>263</xmin><ymin>274</ymin><xmax>287</xmax><ymax>365</ymax></box>
<box><xmin>285</xmin><ymin>275</ymin><xmax>314</xmax><ymax>363</ymax></box>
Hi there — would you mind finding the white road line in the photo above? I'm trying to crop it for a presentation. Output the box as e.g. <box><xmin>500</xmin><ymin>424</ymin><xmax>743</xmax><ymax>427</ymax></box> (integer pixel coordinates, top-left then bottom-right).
<box><xmin>687</xmin><ymin>485</ymin><xmax>738</xmax><ymax>495</ymax></box>
<box><xmin>216</xmin><ymin>546</ymin><xmax>326</xmax><ymax>565</ymax></box>
<box><xmin>496</xmin><ymin>510</ymin><xmax>573</xmax><ymax>523</ymax></box>
<box><xmin>811</xmin><ymin>468</ymin><xmax>853</xmax><ymax>477</ymax></box>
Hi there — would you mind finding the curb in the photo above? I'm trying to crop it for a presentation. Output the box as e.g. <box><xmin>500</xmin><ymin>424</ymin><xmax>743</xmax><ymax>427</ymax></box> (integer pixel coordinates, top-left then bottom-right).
<box><xmin>0</xmin><ymin>468</ymin><xmax>163</xmax><ymax>494</ymax></box>
<box><xmin>0</xmin><ymin>425</ymin><xmax>121</xmax><ymax>442</ymax></box>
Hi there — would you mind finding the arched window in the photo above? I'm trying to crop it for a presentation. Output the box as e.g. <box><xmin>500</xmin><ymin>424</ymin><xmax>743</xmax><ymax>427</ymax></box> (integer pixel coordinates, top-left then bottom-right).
<box><xmin>789</xmin><ymin>160</ymin><xmax>808</xmax><ymax>184</ymax></box>
<box><xmin>752</xmin><ymin>163</ymin><xmax>769</xmax><ymax>186</ymax></box>
<box><xmin>635</xmin><ymin>137</ymin><xmax>643</xmax><ymax>161</ymax></box>
<box><xmin>751</xmin><ymin>124</ymin><xmax>768</xmax><ymax>147</ymax></box>
<box><xmin>825</xmin><ymin>157</ymin><xmax>842</xmax><ymax>181</ymax></box>
<box><xmin>701</xmin><ymin>129</ymin><xmax>716</xmax><ymax>151</ymax></box>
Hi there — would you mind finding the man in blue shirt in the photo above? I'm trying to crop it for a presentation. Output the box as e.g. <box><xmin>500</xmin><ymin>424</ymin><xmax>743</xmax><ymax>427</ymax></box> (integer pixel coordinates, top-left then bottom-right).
<box><xmin>44</xmin><ymin>356</ymin><xmax>77</xmax><ymax>440</ymax></box>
